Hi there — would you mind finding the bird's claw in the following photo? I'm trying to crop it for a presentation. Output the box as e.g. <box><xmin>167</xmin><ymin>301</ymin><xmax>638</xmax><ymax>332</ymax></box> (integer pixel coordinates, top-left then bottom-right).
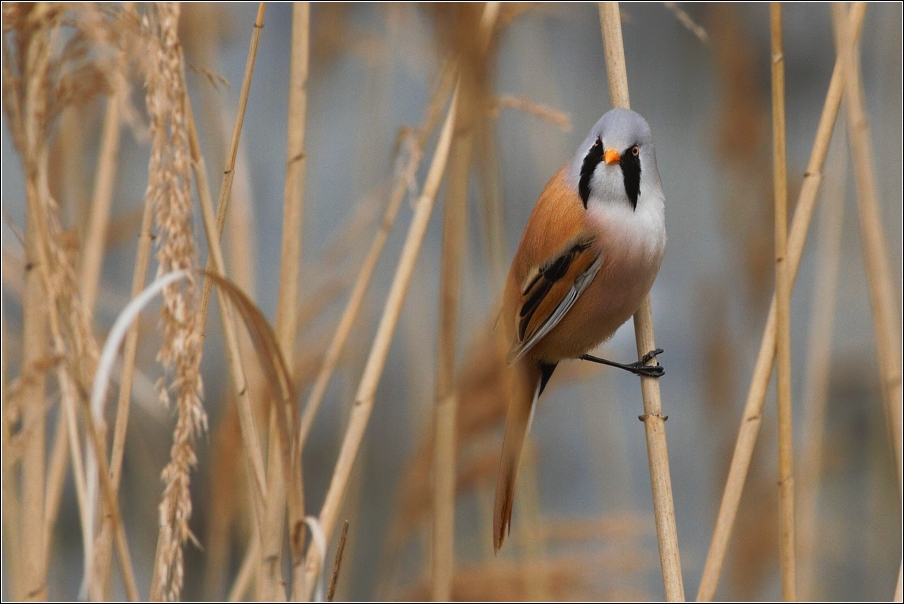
<box><xmin>631</xmin><ymin>348</ymin><xmax>664</xmax><ymax>378</ymax></box>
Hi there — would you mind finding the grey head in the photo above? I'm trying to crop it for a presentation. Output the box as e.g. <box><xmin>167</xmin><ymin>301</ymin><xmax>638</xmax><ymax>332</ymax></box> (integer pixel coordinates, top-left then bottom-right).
<box><xmin>567</xmin><ymin>108</ymin><xmax>662</xmax><ymax>211</ymax></box>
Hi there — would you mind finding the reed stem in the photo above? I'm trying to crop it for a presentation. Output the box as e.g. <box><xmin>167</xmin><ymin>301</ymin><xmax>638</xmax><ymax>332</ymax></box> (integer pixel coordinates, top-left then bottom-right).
<box><xmin>186</xmin><ymin>105</ymin><xmax>268</xmax><ymax>520</ymax></box>
<box><xmin>696</xmin><ymin>4</ymin><xmax>867</xmax><ymax>599</ymax></box>
<box><xmin>91</xmin><ymin>183</ymin><xmax>155</xmax><ymax>600</ymax></box>
<box><xmin>599</xmin><ymin>3</ymin><xmax>685</xmax><ymax>600</ymax></box>
<box><xmin>832</xmin><ymin>0</ymin><xmax>904</xmax><ymax>507</ymax></box>
<box><xmin>431</xmin><ymin>80</ymin><xmax>471</xmax><ymax>604</ymax></box>
<box><xmin>189</xmin><ymin>1</ymin><xmax>270</xmax><ymax>512</ymax></box>
<box><xmin>301</xmin><ymin>82</ymin><xmax>462</xmax><ymax>600</ymax></box>
<box><xmin>770</xmin><ymin>5</ymin><xmax>797</xmax><ymax>599</ymax></box>
<box><xmin>262</xmin><ymin>2</ymin><xmax>310</xmax><ymax>599</ymax></box>
<box><xmin>297</xmin><ymin>65</ymin><xmax>457</xmax><ymax>448</ymax></box>
<box><xmin>431</xmin><ymin>6</ymin><xmax>498</xmax><ymax>597</ymax></box>
<box><xmin>20</xmin><ymin>52</ymin><xmax>50</xmax><ymax>604</ymax></box>
<box><xmin>79</xmin><ymin>80</ymin><xmax>123</xmax><ymax>322</ymax></box>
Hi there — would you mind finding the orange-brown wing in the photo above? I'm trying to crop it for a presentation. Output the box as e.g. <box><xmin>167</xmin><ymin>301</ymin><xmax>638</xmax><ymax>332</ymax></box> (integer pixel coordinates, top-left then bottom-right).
<box><xmin>506</xmin><ymin>236</ymin><xmax>601</xmax><ymax>364</ymax></box>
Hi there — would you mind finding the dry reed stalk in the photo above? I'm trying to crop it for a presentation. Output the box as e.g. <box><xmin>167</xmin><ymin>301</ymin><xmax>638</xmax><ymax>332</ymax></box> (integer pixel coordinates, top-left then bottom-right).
<box><xmin>833</xmin><ymin>1</ymin><xmax>904</xmax><ymax>505</ymax></box>
<box><xmin>73</xmin><ymin>13</ymin><xmax>130</xmax><ymax>597</ymax></box>
<box><xmin>472</xmin><ymin>3</ymin><xmax>507</xmax><ymax>283</ymax></box>
<box><xmin>202</xmin><ymin>392</ymin><xmax>246</xmax><ymax>599</ymax></box>
<box><xmin>797</xmin><ymin>126</ymin><xmax>846</xmax><ymax>600</ymax></box>
<box><xmin>91</xmin><ymin>185</ymin><xmax>155</xmax><ymax>601</ymax></box>
<box><xmin>202</xmin><ymin>123</ymin><xmax>261</xmax><ymax>603</ymax></box>
<box><xmin>53</xmin><ymin>107</ymin><xmax>87</xmax><ymax>231</ymax></box>
<box><xmin>179</xmin><ymin>7</ymin><xmax>266</xmax><ymax>597</ymax></box>
<box><xmin>3</xmin><ymin>7</ymin><xmax>125</xmax><ymax>599</ymax></box>
<box><xmin>185</xmin><ymin>2</ymin><xmax>270</xmax><ymax>522</ymax></box>
<box><xmin>90</xmin><ymin>259</ymin><xmax>297</xmax><ymax>601</ymax></box>
<box><xmin>78</xmin><ymin>57</ymin><xmax>125</xmax><ymax>323</ymax></box>
<box><xmin>18</xmin><ymin>103</ymin><xmax>138</xmax><ymax>604</ymax></box>
<box><xmin>388</xmin><ymin>325</ymin><xmax>517</xmax><ymax>556</ymax></box>
<box><xmin>300</xmin><ymin>82</ymin><xmax>462</xmax><ymax>599</ymax></box>
<box><xmin>432</xmin><ymin>6</ymin><xmax>499</xmax><ymax>597</ymax></box>
<box><xmin>196</xmin><ymin>0</ymin><xmax>267</xmax><ymax>332</ymax></box>
<box><xmin>432</xmin><ymin>119</ymin><xmax>468</xmax><ymax>590</ymax></box>
<box><xmin>1</xmin><ymin>301</ymin><xmax>24</xmax><ymax>599</ymax></box>
<box><xmin>297</xmin><ymin>65</ymin><xmax>457</xmax><ymax>448</ymax></box>
<box><xmin>258</xmin><ymin>4</ymin><xmax>310</xmax><ymax>599</ymax></box>
<box><xmin>186</xmin><ymin>46</ymin><xmax>301</xmax><ymax>604</ymax></box>
<box><xmin>664</xmin><ymin>2</ymin><xmax>709</xmax><ymax>45</ymax></box>
<box><xmin>489</xmin><ymin>95</ymin><xmax>573</xmax><ymax>132</ymax></box>
<box><xmin>327</xmin><ymin>520</ymin><xmax>350</xmax><ymax>602</ymax></box>
<box><xmin>228</xmin><ymin>536</ymin><xmax>260</xmax><ymax>602</ymax></box>
<box><xmin>43</xmin><ymin>393</ymin><xmax>69</xmax><ymax>541</ymax></box>
<box><xmin>78</xmin><ymin>369</ymin><xmax>141</xmax><ymax>602</ymax></box>
<box><xmin>7</xmin><ymin>21</ymin><xmax>52</xmax><ymax>603</ymax></box>
<box><xmin>431</xmin><ymin>110</ymin><xmax>468</xmax><ymax>599</ymax></box>
<box><xmin>187</xmin><ymin>95</ymin><xmax>268</xmax><ymax>513</ymax></box>
<box><xmin>2</xmin><ymin>8</ymin><xmax>143</xmax><ymax>599</ymax></box>
<box><xmin>9</xmin><ymin>256</ymin><xmax>47</xmax><ymax>594</ymax></box>
<box><xmin>769</xmin><ymin>2</ymin><xmax>797</xmax><ymax>602</ymax></box>
<box><xmin>598</xmin><ymin>3</ymin><xmax>685</xmax><ymax>600</ymax></box>
<box><xmin>475</xmin><ymin>115</ymin><xmax>507</xmax><ymax>284</ymax></box>
<box><xmin>770</xmin><ymin>5</ymin><xmax>797</xmax><ymax>600</ymax></box>
<box><xmin>696</xmin><ymin>4</ymin><xmax>867</xmax><ymax>600</ymax></box>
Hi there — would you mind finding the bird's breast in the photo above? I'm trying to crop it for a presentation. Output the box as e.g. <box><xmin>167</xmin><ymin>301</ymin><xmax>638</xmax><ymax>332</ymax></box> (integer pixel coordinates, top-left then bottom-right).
<box><xmin>529</xmin><ymin>200</ymin><xmax>665</xmax><ymax>363</ymax></box>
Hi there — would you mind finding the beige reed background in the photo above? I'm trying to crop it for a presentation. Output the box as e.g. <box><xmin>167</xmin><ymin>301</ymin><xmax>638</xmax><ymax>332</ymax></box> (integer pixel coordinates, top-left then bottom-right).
<box><xmin>1</xmin><ymin>3</ymin><xmax>901</xmax><ymax>601</ymax></box>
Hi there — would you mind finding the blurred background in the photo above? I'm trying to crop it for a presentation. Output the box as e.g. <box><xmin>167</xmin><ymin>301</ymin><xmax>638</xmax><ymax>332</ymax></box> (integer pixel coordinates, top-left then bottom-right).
<box><xmin>2</xmin><ymin>2</ymin><xmax>901</xmax><ymax>601</ymax></box>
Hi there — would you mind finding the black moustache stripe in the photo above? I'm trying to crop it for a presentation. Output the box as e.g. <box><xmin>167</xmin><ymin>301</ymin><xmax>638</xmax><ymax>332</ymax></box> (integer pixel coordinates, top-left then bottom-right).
<box><xmin>578</xmin><ymin>138</ymin><xmax>603</xmax><ymax>208</ymax></box>
<box><xmin>620</xmin><ymin>148</ymin><xmax>641</xmax><ymax>210</ymax></box>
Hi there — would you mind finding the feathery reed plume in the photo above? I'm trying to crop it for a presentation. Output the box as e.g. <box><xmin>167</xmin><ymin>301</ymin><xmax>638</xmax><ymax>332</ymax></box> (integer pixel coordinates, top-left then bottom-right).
<box><xmin>138</xmin><ymin>4</ymin><xmax>205</xmax><ymax>599</ymax></box>
<box><xmin>697</xmin><ymin>4</ymin><xmax>868</xmax><ymax>599</ymax></box>
<box><xmin>599</xmin><ymin>3</ymin><xmax>685</xmax><ymax>600</ymax></box>
<box><xmin>89</xmin><ymin>266</ymin><xmax>295</xmax><ymax>603</ymax></box>
<box><xmin>3</xmin><ymin>4</ymin><xmax>136</xmax><ymax>598</ymax></box>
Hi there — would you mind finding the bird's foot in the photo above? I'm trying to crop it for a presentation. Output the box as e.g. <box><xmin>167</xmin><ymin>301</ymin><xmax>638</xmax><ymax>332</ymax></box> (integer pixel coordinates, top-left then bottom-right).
<box><xmin>626</xmin><ymin>348</ymin><xmax>664</xmax><ymax>377</ymax></box>
<box><xmin>580</xmin><ymin>348</ymin><xmax>664</xmax><ymax>378</ymax></box>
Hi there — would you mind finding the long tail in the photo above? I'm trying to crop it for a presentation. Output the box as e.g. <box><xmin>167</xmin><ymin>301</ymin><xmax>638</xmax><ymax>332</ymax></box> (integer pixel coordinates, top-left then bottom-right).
<box><xmin>493</xmin><ymin>361</ymin><xmax>556</xmax><ymax>553</ymax></box>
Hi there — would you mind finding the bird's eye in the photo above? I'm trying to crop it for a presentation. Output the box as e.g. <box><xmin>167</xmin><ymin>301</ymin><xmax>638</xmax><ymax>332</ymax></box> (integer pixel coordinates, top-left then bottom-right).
<box><xmin>593</xmin><ymin>138</ymin><xmax>601</xmax><ymax>147</ymax></box>
<box><xmin>631</xmin><ymin>146</ymin><xmax>639</xmax><ymax>156</ymax></box>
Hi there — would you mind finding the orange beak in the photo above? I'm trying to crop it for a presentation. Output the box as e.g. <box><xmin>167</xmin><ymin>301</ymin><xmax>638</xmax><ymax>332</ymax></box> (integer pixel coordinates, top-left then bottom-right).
<box><xmin>604</xmin><ymin>149</ymin><xmax>621</xmax><ymax>165</ymax></box>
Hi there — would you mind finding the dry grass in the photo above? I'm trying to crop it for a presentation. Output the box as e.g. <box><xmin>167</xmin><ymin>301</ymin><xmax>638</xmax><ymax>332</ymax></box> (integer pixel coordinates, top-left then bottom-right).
<box><xmin>1</xmin><ymin>2</ymin><xmax>900</xmax><ymax>602</ymax></box>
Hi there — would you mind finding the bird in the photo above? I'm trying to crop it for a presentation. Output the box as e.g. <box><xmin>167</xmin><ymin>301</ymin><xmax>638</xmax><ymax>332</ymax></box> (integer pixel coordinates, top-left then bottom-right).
<box><xmin>493</xmin><ymin>108</ymin><xmax>667</xmax><ymax>552</ymax></box>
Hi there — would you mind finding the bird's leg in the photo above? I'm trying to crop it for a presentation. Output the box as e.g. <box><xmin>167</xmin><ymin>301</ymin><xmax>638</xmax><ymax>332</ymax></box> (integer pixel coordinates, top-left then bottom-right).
<box><xmin>580</xmin><ymin>348</ymin><xmax>664</xmax><ymax>378</ymax></box>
